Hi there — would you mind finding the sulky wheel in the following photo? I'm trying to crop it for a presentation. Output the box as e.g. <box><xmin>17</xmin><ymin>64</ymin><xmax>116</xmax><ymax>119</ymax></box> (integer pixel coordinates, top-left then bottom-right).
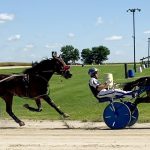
<box><xmin>103</xmin><ymin>102</ymin><xmax>131</xmax><ymax>129</ymax></box>
<box><xmin>124</xmin><ymin>101</ymin><xmax>139</xmax><ymax>127</ymax></box>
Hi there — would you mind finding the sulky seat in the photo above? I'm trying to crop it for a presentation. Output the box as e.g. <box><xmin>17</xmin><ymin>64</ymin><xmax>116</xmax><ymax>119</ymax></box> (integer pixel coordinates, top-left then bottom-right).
<box><xmin>89</xmin><ymin>84</ymin><xmax>112</xmax><ymax>103</ymax></box>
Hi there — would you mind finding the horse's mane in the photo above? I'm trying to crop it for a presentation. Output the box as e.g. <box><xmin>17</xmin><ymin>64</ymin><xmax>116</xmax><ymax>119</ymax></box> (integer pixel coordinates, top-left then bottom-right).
<box><xmin>23</xmin><ymin>58</ymin><xmax>52</xmax><ymax>74</ymax></box>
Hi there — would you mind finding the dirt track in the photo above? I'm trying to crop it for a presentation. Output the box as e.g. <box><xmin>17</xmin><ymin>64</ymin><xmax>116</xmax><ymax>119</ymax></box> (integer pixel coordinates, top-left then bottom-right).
<box><xmin>1</xmin><ymin>120</ymin><xmax>150</xmax><ymax>150</ymax></box>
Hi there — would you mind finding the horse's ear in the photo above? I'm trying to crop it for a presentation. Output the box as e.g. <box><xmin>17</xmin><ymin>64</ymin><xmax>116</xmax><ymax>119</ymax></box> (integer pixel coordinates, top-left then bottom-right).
<box><xmin>58</xmin><ymin>54</ymin><xmax>62</xmax><ymax>58</ymax></box>
<box><xmin>52</xmin><ymin>51</ymin><xmax>57</xmax><ymax>58</ymax></box>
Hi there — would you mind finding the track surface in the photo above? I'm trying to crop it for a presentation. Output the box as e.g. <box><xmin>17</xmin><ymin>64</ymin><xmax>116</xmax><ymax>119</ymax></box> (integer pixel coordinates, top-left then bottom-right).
<box><xmin>1</xmin><ymin>120</ymin><xmax>150</xmax><ymax>150</ymax></box>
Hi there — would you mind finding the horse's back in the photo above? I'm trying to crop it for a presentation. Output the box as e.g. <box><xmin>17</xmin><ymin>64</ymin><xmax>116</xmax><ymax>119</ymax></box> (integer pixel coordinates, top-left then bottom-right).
<box><xmin>123</xmin><ymin>76</ymin><xmax>150</xmax><ymax>91</ymax></box>
<box><xmin>0</xmin><ymin>74</ymin><xmax>10</xmax><ymax>79</ymax></box>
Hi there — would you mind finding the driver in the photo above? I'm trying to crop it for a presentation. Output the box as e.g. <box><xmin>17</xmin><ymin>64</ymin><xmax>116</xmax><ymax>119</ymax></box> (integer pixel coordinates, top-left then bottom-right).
<box><xmin>88</xmin><ymin>67</ymin><xmax>136</xmax><ymax>99</ymax></box>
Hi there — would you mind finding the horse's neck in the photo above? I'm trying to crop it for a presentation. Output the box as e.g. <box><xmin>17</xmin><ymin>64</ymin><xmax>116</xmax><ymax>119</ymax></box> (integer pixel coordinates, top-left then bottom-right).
<box><xmin>37</xmin><ymin>72</ymin><xmax>54</xmax><ymax>82</ymax></box>
<box><xmin>24</xmin><ymin>59</ymin><xmax>56</xmax><ymax>81</ymax></box>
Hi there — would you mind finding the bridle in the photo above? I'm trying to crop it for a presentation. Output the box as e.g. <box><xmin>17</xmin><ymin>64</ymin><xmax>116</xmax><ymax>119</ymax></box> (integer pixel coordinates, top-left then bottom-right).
<box><xmin>40</xmin><ymin>65</ymin><xmax>70</xmax><ymax>74</ymax></box>
<box><xmin>60</xmin><ymin>65</ymin><xmax>70</xmax><ymax>72</ymax></box>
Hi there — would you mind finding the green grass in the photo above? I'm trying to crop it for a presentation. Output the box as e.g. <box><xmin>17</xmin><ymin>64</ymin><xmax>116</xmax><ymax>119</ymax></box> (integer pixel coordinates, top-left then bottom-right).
<box><xmin>0</xmin><ymin>64</ymin><xmax>150</xmax><ymax>123</ymax></box>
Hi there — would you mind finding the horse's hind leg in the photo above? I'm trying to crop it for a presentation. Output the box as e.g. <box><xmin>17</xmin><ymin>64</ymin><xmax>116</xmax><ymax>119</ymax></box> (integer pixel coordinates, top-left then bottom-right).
<box><xmin>134</xmin><ymin>96</ymin><xmax>150</xmax><ymax>105</ymax></box>
<box><xmin>3</xmin><ymin>94</ymin><xmax>25</xmax><ymax>126</ymax></box>
<box><xmin>42</xmin><ymin>95</ymin><xmax>69</xmax><ymax>118</ymax></box>
<box><xmin>24</xmin><ymin>98</ymin><xmax>42</xmax><ymax>112</ymax></box>
<box><xmin>134</xmin><ymin>91</ymin><xmax>150</xmax><ymax>105</ymax></box>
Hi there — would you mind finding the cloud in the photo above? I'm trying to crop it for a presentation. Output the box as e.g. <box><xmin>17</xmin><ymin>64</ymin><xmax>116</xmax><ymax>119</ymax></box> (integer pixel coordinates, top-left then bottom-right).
<box><xmin>45</xmin><ymin>43</ymin><xmax>63</xmax><ymax>49</ymax></box>
<box><xmin>30</xmin><ymin>54</ymin><xmax>36</xmax><ymax>58</ymax></box>
<box><xmin>105</xmin><ymin>35</ymin><xmax>123</xmax><ymax>41</ymax></box>
<box><xmin>96</xmin><ymin>16</ymin><xmax>103</xmax><ymax>25</ymax></box>
<box><xmin>23</xmin><ymin>44</ymin><xmax>35</xmax><ymax>51</ymax></box>
<box><xmin>144</xmin><ymin>30</ymin><xmax>150</xmax><ymax>34</ymax></box>
<box><xmin>8</xmin><ymin>34</ymin><xmax>21</xmax><ymax>41</ymax></box>
<box><xmin>68</xmin><ymin>32</ymin><xmax>75</xmax><ymax>38</ymax></box>
<box><xmin>26</xmin><ymin>44</ymin><xmax>34</xmax><ymax>49</ymax></box>
<box><xmin>0</xmin><ymin>13</ymin><xmax>15</xmax><ymax>23</ymax></box>
<box><xmin>114</xmin><ymin>50</ymin><xmax>124</xmax><ymax>56</ymax></box>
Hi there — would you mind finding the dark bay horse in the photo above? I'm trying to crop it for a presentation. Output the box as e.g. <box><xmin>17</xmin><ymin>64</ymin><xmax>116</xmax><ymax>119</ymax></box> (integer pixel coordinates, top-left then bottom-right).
<box><xmin>123</xmin><ymin>76</ymin><xmax>150</xmax><ymax>105</ymax></box>
<box><xmin>0</xmin><ymin>56</ymin><xmax>72</xmax><ymax>126</ymax></box>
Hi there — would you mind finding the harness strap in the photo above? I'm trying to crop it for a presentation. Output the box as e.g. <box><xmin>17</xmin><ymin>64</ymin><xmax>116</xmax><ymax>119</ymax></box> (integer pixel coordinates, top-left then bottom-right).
<box><xmin>0</xmin><ymin>74</ymin><xmax>24</xmax><ymax>83</ymax></box>
<box><xmin>23</xmin><ymin>74</ymin><xmax>29</xmax><ymax>97</ymax></box>
<box><xmin>35</xmin><ymin>74</ymin><xmax>49</xmax><ymax>83</ymax></box>
<box><xmin>42</xmin><ymin>70</ymin><xmax>54</xmax><ymax>73</ymax></box>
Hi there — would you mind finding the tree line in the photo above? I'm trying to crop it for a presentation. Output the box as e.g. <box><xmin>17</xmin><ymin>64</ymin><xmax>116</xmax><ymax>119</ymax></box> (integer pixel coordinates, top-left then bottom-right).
<box><xmin>60</xmin><ymin>45</ymin><xmax>110</xmax><ymax>64</ymax></box>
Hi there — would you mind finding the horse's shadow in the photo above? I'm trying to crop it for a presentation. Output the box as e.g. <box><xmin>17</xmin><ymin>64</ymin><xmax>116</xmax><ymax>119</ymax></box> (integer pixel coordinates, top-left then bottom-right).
<box><xmin>1</xmin><ymin>126</ymin><xmax>149</xmax><ymax>130</ymax></box>
<box><xmin>0</xmin><ymin>127</ymin><xmax>20</xmax><ymax>129</ymax></box>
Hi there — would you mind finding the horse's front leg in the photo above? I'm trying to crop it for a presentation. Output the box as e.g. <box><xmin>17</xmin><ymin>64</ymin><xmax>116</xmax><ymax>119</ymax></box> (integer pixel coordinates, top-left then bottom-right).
<box><xmin>42</xmin><ymin>95</ymin><xmax>69</xmax><ymax>118</ymax></box>
<box><xmin>24</xmin><ymin>98</ymin><xmax>42</xmax><ymax>112</ymax></box>
<box><xmin>3</xmin><ymin>94</ymin><xmax>25</xmax><ymax>126</ymax></box>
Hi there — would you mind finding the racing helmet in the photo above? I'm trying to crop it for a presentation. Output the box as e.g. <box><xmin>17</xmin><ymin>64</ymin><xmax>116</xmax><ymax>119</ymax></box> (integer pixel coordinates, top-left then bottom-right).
<box><xmin>88</xmin><ymin>67</ymin><xmax>98</xmax><ymax>76</ymax></box>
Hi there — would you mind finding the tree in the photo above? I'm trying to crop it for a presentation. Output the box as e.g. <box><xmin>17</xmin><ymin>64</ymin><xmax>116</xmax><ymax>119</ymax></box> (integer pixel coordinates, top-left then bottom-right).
<box><xmin>60</xmin><ymin>45</ymin><xmax>80</xmax><ymax>64</ymax></box>
<box><xmin>92</xmin><ymin>46</ymin><xmax>110</xmax><ymax>64</ymax></box>
<box><xmin>81</xmin><ymin>48</ymin><xmax>93</xmax><ymax>64</ymax></box>
<box><xmin>81</xmin><ymin>46</ymin><xmax>110</xmax><ymax>64</ymax></box>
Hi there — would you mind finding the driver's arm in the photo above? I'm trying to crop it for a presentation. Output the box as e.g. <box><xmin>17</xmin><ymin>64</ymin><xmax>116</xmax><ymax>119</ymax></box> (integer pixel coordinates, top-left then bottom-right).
<box><xmin>96</xmin><ymin>83</ymin><xmax>108</xmax><ymax>91</ymax></box>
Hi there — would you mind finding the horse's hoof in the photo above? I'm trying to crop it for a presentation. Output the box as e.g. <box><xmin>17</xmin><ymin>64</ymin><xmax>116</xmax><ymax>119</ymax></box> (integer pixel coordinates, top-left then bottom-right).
<box><xmin>24</xmin><ymin>104</ymin><xmax>29</xmax><ymax>109</ymax></box>
<box><xmin>38</xmin><ymin>108</ymin><xmax>43</xmax><ymax>112</ymax></box>
<box><xmin>63</xmin><ymin>113</ymin><xmax>70</xmax><ymax>118</ymax></box>
<box><xmin>19</xmin><ymin>121</ymin><xmax>25</xmax><ymax>126</ymax></box>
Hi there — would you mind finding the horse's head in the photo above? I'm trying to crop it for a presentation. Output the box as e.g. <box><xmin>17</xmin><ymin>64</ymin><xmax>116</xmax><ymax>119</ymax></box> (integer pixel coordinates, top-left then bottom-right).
<box><xmin>23</xmin><ymin>55</ymin><xmax>72</xmax><ymax>79</ymax></box>
<box><xmin>123</xmin><ymin>82</ymin><xmax>134</xmax><ymax>91</ymax></box>
<box><xmin>52</xmin><ymin>55</ymin><xmax>72</xmax><ymax>79</ymax></box>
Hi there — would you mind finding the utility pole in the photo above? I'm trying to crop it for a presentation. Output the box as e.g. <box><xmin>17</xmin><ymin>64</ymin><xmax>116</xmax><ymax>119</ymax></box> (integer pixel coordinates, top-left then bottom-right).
<box><xmin>127</xmin><ymin>8</ymin><xmax>141</xmax><ymax>72</ymax></box>
<box><xmin>148</xmin><ymin>38</ymin><xmax>150</xmax><ymax>67</ymax></box>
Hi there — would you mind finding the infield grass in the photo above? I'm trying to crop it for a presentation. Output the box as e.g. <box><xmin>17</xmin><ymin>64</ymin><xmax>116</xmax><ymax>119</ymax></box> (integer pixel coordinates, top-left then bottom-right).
<box><xmin>0</xmin><ymin>64</ymin><xmax>150</xmax><ymax>123</ymax></box>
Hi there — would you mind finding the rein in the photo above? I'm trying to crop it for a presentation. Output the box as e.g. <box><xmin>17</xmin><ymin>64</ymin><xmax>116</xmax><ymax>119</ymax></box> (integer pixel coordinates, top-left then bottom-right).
<box><xmin>42</xmin><ymin>70</ymin><xmax>54</xmax><ymax>73</ymax></box>
<box><xmin>35</xmin><ymin>74</ymin><xmax>49</xmax><ymax>83</ymax></box>
<box><xmin>0</xmin><ymin>74</ymin><xmax>25</xmax><ymax>83</ymax></box>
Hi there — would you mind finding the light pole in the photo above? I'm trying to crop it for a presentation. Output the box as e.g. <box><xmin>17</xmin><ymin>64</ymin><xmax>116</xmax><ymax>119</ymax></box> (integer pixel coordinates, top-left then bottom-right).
<box><xmin>148</xmin><ymin>38</ymin><xmax>150</xmax><ymax>67</ymax></box>
<box><xmin>127</xmin><ymin>8</ymin><xmax>141</xmax><ymax>72</ymax></box>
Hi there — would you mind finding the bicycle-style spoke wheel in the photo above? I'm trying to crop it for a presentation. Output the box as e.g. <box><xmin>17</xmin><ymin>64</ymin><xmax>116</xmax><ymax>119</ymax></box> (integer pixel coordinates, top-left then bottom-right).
<box><xmin>103</xmin><ymin>102</ymin><xmax>131</xmax><ymax>129</ymax></box>
<box><xmin>124</xmin><ymin>101</ymin><xmax>139</xmax><ymax>127</ymax></box>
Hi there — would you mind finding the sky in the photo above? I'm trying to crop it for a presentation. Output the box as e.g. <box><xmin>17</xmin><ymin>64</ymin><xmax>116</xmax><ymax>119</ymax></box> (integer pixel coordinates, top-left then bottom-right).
<box><xmin>0</xmin><ymin>0</ymin><xmax>150</xmax><ymax>63</ymax></box>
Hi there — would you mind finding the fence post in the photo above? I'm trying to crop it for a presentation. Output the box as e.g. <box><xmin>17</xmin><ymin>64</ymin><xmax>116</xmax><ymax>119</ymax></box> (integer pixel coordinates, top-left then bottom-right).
<box><xmin>124</xmin><ymin>63</ymin><xmax>128</xmax><ymax>78</ymax></box>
